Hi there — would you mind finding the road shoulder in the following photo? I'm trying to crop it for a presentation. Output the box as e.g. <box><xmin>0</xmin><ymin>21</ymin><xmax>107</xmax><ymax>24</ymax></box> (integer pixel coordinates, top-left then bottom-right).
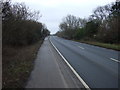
<box><xmin>26</xmin><ymin>37</ymin><xmax>84</xmax><ymax>88</ymax></box>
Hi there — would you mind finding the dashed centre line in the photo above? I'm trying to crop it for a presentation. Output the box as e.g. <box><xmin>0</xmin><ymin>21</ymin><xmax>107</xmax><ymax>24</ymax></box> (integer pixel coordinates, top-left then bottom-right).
<box><xmin>78</xmin><ymin>46</ymin><xmax>85</xmax><ymax>49</ymax></box>
<box><xmin>110</xmin><ymin>58</ymin><xmax>120</xmax><ymax>63</ymax></box>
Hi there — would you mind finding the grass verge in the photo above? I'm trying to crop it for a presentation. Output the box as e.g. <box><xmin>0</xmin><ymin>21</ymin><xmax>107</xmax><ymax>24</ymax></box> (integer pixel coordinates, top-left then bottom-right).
<box><xmin>75</xmin><ymin>40</ymin><xmax>120</xmax><ymax>51</ymax></box>
<box><xmin>2</xmin><ymin>40</ymin><xmax>43</xmax><ymax>88</ymax></box>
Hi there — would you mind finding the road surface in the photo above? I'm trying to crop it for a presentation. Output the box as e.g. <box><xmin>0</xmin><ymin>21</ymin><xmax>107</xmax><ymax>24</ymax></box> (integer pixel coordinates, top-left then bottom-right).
<box><xmin>26</xmin><ymin>37</ymin><xmax>84</xmax><ymax>88</ymax></box>
<box><xmin>50</xmin><ymin>36</ymin><xmax>119</xmax><ymax>88</ymax></box>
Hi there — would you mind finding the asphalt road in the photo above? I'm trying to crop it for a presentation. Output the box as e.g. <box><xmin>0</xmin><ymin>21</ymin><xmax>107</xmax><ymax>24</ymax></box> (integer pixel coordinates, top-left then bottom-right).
<box><xmin>50</xmin><ymin>36</ymin><xmax>119</xmax><ymax>88</ymax></box>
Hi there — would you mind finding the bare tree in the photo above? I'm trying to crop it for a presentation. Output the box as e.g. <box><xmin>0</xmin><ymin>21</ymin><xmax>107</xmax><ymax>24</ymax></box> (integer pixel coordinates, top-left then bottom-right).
<box><xmin>92</xmin><ymin>4</ymin><xmax>112</xmax><ymax>23</ymax></box>
<box><xmin>59</xmin><ymin>15</ymin><xmax>87</xmax><ymax>39</ymax></box>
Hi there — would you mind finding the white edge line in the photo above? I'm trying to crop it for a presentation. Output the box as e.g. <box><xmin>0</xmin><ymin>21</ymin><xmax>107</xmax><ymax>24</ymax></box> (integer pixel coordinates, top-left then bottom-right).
<box><xmin>110</xmin><ymin>58</ymin><xmax>120</xmax><ymax>63</ymax></box>
<box><xmin>49</xmin><ymin>38</ymin><xmax>90</xmax><ymax>90</ymax></box>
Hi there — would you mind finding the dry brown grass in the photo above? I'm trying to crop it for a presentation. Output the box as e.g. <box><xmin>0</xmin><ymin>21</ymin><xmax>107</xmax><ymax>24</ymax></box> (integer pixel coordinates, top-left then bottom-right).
<box><xmin>2</xmin><ymin>40</ymin><xmax>43</xmax><ymax>88</ymax></box>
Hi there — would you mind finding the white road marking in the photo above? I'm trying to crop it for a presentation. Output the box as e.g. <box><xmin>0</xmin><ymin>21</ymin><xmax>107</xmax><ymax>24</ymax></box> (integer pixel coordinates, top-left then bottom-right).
<box><xmin>110</xmin><ymin>58</ymin><xmax>120</xmax><ymax>63</ymax></box>
<box><xmin>78</xmin><ymin>46</ymin><xmax>85</xmax><ymax>49</ymax></box>
<box><xmin>49</xmin><ymin>38</ymin><xmax>90</xmax><ymax>90</ymax></box>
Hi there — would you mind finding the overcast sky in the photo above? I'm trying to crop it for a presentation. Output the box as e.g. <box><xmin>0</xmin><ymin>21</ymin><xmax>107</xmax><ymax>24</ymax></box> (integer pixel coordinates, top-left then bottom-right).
<box><xmin>12</xmin><ymin>0</ymin><xmax>115</xmax><ymax>34</ymax></box>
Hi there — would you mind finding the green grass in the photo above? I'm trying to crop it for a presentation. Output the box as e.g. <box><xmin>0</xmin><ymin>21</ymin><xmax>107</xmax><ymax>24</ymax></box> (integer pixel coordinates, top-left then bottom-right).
<box><xmin>2</xmin><ymin>40</ymin><xmax>43</xmax><ymax>88</ymax></box>
<box><xmin>75</xmin><ymin>40</ymin><xmax>120</xmax><ymax>51</ymax></box>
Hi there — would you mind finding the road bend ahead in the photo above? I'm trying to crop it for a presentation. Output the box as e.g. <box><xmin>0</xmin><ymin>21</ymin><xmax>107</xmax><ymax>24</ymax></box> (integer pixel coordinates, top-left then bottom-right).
<box><xmin>50</xmin><ymin>36</ymin><xmax>119</xmax><ymax>88</ymax></box>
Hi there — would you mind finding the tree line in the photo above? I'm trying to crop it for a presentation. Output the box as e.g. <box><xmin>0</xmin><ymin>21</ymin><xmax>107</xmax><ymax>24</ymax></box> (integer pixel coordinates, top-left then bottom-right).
<box><xmin>2</xmin><ymin>0</ymin><xmax>50</xmax><ymax>46</ymax></box>
<box><xmin>57</xmin><ymin>1</ymin><xmax>119</xmax><ymax>44</ymax></box>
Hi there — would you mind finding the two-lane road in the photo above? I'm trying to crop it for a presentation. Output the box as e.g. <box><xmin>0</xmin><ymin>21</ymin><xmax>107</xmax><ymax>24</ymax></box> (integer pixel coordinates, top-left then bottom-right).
<box><xmin>50</xmin><ymin>36</ymin><xmax>119</xmax><ymax>88</ymax></box>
